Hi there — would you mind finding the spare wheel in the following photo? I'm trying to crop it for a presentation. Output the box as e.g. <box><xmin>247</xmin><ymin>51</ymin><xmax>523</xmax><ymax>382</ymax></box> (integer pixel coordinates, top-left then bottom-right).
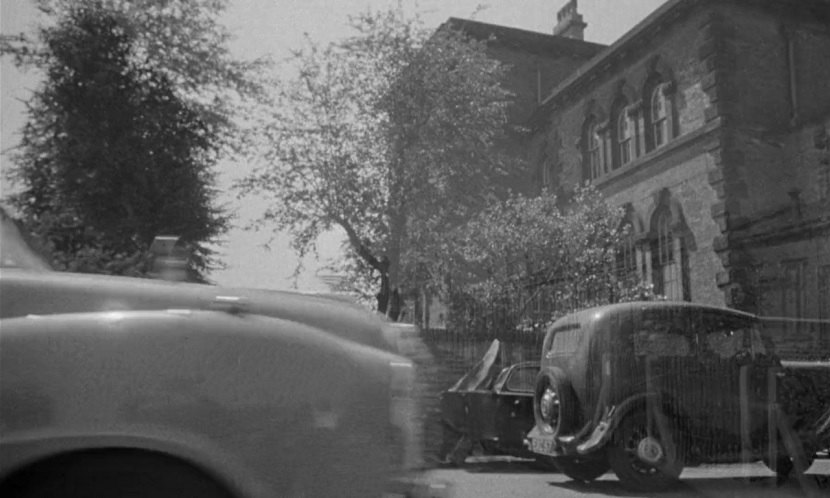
<box><xmin>534</xmin><ymin>368</ymin><xmax>578</xmax><ymax>437</ymax></box>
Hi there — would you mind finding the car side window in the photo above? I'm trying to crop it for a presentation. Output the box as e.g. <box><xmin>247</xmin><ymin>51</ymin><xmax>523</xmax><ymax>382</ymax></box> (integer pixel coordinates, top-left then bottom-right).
<box><xmin>633</xmin><ymin>312</ymin><xmax>692</xmax><ymax>357</ymax></box>
<box><xmin>548</xmin><ymin>325</ymin><xmax>581</xmax><ymax>356</ymax></box>
<box><xmin>504</xmin><ymin>366</ymin><xmax>536</xmax><ymax>393</ymax></box>
<box><xmin>633</xmin><ymin>327</ymin><xmax>692</xmax><ymax>357</ymax></box>
<box><xmin>697</xmin><ymin>314</ymin><xmax>763</xmax><ymax>359</ymax></box>
<box><xmin>705</xmin><ymin>330</ymin><xmax>745</xmax><ymax>359</ymax></box>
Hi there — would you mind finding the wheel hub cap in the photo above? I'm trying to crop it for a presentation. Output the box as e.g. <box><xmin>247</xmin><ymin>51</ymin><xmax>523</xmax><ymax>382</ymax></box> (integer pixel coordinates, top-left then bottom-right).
<box><xmin>540</xmin><ymin>387</ymin><xmax>559</xmax><ymax>429</ymax></box>
<box><xmin>636</xmin><ymin>436</ymin><xmax>664</xmax><ymax>465</ymax></box>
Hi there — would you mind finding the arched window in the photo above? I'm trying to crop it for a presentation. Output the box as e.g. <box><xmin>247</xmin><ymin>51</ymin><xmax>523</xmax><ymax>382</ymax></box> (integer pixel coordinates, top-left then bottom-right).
<box><xmin>650</xmin><ymin>202</ymin><xmax>689</xmax><ymax>301</ymax></box>
<box><xmin>587</xmin><ymin>121</ymin><xmax>602</xmax><ymax>180</ymax></box>
<box><xmin>651</xmin><ymin>83</ymin><xmax>671</xmax><ymax>148</ymax></box>
<box><xmin>617</xmin><ymin>109</ymin><xmax>634</xmax><ymax>167</ymax></box>
<box><xmin>616</xmin><ymin>224</ymin><xmax>637</xmax><ymax>280</ymax></box>
<box><xmin>656</xmin><ymin>209</ymin><xmax>673</xmax><ymax>266</ymax></box>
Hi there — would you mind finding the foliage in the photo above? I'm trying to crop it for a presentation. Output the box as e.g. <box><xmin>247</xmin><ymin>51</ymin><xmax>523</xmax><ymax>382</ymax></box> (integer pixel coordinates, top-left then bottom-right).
<box><xmin>237</xmin><ymin>6</ymin><xmax>516</xmax><ymax>315</ymax></box>
<box><xmin>446</xmin><ymin>186</ymin><xmax>661</xmax><ymax>333</ymax></box>
<box><xmin>1</xmin><ymin>0</ymin><xmax>267</xmax><ymax>279</ymax></box>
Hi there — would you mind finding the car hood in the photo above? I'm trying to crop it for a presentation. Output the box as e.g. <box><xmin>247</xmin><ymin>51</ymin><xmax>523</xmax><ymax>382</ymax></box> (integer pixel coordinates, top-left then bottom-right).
<box><xmin>0</xmin><ymin>268</ymin><xmax>391</xmax><ymax>351</ymax></box>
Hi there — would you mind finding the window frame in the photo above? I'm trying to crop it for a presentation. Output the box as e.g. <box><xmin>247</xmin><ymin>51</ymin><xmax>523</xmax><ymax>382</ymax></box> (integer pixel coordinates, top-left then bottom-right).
<box><xmin>650</xmin><ymin>83</ymin><xmax>671</xmax><ymax>149</ymax></box>
<box><xmin>587</xmin><ymin>121</ymin><xmax>602</xmax><ymax>180</ymax></box>
<box><xmin>656</xmin><ymin>209</ymin><xmax>674</xmax><ymax>266</ymax></box>
<box><xmin>616</xmin><ymin>222</ymin><xmax>638</xmax><ymax>280</ymax></box>
<box><xmin>617</xmin><ymin>109</ymin><xmax>634</xmax><ymax>167</ymax></box>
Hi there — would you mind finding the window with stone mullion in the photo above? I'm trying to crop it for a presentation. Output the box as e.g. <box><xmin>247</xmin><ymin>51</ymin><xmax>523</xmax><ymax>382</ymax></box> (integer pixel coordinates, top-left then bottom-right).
<box><xmin>617</xmin><ymin>110</ymin><xmax>633</xmax><ymax>167</ymax></box>
<box><xmin>588</xmin><ymin>123</ymin><xmax>602</xmax><ymax>180</ymax></box>
<box><xmin>651</xmin><ymin>83</ymin><xmax>670</xmax><ymax>149</ymax></box>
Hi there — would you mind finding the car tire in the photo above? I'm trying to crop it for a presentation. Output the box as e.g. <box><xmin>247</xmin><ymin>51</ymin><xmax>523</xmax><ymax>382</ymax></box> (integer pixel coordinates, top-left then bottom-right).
<box><xmin>1</xmin><ymin>450</ymin><xmax>234</xmax><ymax>498</ymax></box>
<box><xmin>607</xmin><ymin>409</ymin><xmax>683</xmax><ymax>492</ymax></box>
<box><xmin>533</xmin><ymin>368</ymin><xmax>577</xmax><ymax>436</ymax></box>
<box><xmin>553</xmin><ymin>454</ymin><xmax>610</xmax><ymax>482</ymax></box>
<box><xmin>438</xmin><ymin>422</ymin><xmax>471</xmax><ymax>466</ymax></box>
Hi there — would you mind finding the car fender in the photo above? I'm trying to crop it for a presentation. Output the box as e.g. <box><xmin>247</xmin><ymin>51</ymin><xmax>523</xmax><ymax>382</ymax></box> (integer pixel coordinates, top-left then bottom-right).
<box><xmin>575</xmin><ymin>392</ymin><xmax>669</xmax><ymax>455</ymax></box>
<box><xmin>0</xmin><ymin>309</ymin><xmax>400</xmax><ymax>498</ymax></box>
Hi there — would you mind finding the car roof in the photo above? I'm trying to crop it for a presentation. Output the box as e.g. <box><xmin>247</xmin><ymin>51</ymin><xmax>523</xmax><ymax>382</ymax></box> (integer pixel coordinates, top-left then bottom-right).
<box><xmin>550</xmin><ymin>301</ymin><xmax>757</xmax><ymax>333</ymax></box>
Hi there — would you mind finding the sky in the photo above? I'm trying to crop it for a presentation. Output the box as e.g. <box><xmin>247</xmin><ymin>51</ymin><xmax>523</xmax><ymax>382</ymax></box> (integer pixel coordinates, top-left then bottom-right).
<box><xmin>1</xmin><ymin>0</ymin><xmax>666</xmax><ymax>291</ymax></box>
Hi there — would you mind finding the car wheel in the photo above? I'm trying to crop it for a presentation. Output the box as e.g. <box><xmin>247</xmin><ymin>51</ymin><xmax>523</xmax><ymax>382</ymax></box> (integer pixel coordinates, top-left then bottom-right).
<box><xmin>553</xmin><ymin>454</ymin><xmax>610</xmax><ymax>482</ymax></box>
<box><xmin>1</xmin><ymin>450</ymin><xmax>234</xmax><ymax>498</ymax></box>
<box><xmin>438</xmin><ymin>423</ymin><xmax>472</xmax><ymax>467</ymax></box>
<box><xmin>533</xmin><ymin>368</ymin><xmax>577</xmax><ymax>436</ymax></box>
<box><xmin>608</xmin><ymin>409</ymin><xmax>683</xmax><ymax>492</ymax></box>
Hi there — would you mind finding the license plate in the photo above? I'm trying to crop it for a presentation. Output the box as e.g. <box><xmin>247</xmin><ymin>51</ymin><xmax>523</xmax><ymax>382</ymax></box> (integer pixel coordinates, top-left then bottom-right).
<box><xmin>530</xmin><ymin>436</ymin><xmax>556</xmax><ymax>455</ymax></box>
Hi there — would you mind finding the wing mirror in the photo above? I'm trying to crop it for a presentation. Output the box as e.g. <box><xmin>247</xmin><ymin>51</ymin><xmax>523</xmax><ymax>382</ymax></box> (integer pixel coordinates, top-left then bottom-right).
<box><xmin>149</xmin><ymin>235</ymin><xmax>189</xmax><ymax>281</ymax></box>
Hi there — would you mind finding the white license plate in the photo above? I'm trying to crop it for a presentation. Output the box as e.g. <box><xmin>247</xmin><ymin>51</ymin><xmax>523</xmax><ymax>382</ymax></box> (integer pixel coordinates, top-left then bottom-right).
<box><xmin>530</xmin><ymin>436</ymin><xmax>556</xmax><ymax>455</ymax></box>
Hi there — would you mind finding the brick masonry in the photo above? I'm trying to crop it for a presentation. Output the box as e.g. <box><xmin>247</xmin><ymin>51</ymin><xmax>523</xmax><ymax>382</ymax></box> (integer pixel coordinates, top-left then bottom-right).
<box><xmin>519</xmin><ymin>0</ymin><xmax>830</xmax><ymax>318</ymax></box>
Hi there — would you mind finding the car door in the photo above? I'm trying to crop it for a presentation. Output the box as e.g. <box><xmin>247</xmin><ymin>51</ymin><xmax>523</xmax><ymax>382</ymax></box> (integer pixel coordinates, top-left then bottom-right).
<box><xmin>692</xmin><ymin>313</ymin><xmax>768</xmax><ymax>445</ymax></box>
<box><xmin>488</xmin><ymin>364</ymin><xmax>538</xmax><ymax>452</ymax></box>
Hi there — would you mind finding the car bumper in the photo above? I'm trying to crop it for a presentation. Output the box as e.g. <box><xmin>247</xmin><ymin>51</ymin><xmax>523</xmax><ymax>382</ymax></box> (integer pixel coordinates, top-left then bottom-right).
<box><xmin>524</xmin><ymin>426</ymin><xmax>562</xmax><ymax>457</ymax></box>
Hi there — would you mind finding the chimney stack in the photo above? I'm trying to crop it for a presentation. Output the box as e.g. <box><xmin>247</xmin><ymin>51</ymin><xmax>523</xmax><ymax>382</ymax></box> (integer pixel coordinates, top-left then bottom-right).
<box><xmin>553</xmin><ymin>0</ymin><xmax>587</xmax><ymax>40</ymax></box>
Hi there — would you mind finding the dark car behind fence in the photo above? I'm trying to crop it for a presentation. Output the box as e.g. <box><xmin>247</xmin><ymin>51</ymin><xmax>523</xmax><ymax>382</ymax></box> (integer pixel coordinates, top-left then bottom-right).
<box><xmin>761</xmin><ymin>317</ymin><xmax>830</xmax><ymax>423</ymax></box>
<box><xmin>415</xmin><ymin>311</ymin><xmax>830</xmax><ymax>466</ymax></box>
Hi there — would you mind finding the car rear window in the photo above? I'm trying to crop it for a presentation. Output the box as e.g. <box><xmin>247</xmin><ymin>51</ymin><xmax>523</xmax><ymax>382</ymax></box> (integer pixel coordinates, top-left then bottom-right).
<box><xmin>549</xmin><ymin>325</ymin><xmax>581</xmax><ymax>355</ymax></box>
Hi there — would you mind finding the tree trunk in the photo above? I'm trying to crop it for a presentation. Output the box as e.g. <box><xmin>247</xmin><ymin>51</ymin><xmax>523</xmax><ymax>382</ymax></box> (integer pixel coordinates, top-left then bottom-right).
<box><xmin>388</xmin><ymin>288</ymin><xmax>402</xmax><ymax>321</ymax></box>
<box><xmin>385</xmin><ymin>209</ymin><xmax>405</xmax><ymax>322</ymax></box>
<box><xmin>377</xmin><ymin>269</ymin><xmax>390</xmax><ymax>315</ymax></box>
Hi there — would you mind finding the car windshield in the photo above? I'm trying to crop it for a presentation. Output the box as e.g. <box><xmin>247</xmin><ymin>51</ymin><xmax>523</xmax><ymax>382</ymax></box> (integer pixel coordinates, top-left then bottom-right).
<box><xmin>504</xmin><ymin>366</ymin><xmax>536</xmax><ymax>393</ymax></box>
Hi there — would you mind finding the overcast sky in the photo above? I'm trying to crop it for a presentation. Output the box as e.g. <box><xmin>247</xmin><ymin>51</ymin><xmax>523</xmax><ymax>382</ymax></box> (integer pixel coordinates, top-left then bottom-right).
<box><xmin>1</xmin><ymin>0</ymin><xmax>665</xmax><ymax>291</ymax></box>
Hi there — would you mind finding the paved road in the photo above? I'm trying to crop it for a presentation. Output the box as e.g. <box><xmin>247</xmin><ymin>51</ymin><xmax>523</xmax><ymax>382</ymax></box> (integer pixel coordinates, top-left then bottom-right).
<box><xmin>409</xmin><ymin>457</ymin><xmax>830</xmax><ymax>498</ymax></box>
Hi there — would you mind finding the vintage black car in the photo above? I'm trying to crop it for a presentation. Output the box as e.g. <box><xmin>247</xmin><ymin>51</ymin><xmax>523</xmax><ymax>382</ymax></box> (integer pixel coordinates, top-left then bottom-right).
<box><xmin>438</xmin><ymin>340</ymin><xmax>545</xmax><ymax>466</ymax></box>
<box><xmin>526</xmin><ymin>301</ymin><xmax>829</xmax><ymax>491</ymax></box>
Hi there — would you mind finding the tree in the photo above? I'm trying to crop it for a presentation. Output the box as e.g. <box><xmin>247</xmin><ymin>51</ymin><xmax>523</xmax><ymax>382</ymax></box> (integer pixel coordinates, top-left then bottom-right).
<box><xmin>1</xmin><ymin>0</ymin><xmax>267</xmax><ymax>279</ymax></box>
<box><xmin>447</xmin><ymin>187</ymin><xmax>657</xmax><ymax>332</ymax></box>
<box><xmin>237</xmin><ymin>7</ymin><xmax>516</xmax><ymax>317</ymax></box>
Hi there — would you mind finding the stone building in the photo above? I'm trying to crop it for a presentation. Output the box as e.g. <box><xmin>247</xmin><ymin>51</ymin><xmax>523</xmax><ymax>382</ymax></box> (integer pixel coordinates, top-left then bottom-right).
<box><xmin>449</xmin><ymin>0</ymin><xmax>829</xmax><ymax>328</ymax></box>
<box><xmin>439</xmin><ymin>16</ymin><xmax>606</xmax><ymax>195</ymax></box>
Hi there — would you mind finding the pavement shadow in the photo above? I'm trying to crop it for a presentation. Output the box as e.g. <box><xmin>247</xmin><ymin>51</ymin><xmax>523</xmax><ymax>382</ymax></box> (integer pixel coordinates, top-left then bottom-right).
<box><xmin>548</xmin><ymin>473</ymin><xmax>830</xmax><ymax>497</ymax></box>
<box><xmin>443</xmin><ymin>457</ymin><xmax>559</xmax><ymax>475</ymax></box>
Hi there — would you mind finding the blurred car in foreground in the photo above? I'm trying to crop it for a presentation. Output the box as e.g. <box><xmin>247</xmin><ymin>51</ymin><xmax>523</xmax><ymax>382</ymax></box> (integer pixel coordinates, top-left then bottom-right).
<box><xmin>0</xmin><ymin>211</ymin><xmax>419</xmax><ymax>498</ymax></box>
<box><xmin>526</xmin><ymin>301</ymin><xmax>829</xmax><ymax>492</ymax></box>
<box><xmin>438</xmin><ymin>340</ymin><xmax>547</xmax><ymax>467</ymax></box>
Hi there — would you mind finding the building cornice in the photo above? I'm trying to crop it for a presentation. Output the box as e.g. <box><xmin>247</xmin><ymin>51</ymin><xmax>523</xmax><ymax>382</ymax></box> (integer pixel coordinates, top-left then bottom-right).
<box><xmin>530</xmin><ymin>0</ymin><xmax>830</xmax><ymax>129</ymax></box>
<box><xmin>530</xmin><ymin>0</ymin><xmax>700</xmax><ymax>128</ymax></box>
<box><xmin>593</xmin><ymin>117</ymin><xmax>722</xmax><ymax>197</ymax></box>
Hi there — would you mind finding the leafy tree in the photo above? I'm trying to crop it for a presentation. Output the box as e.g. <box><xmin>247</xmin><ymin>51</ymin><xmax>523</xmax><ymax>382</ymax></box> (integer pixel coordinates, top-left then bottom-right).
<box><xmin>447</xmin><ymin>186</ymin><xmax>658</xmax><ymax>332</ymax></box>
<box><xmin>1</xmin><ymin>0</ymin><xmax>267</xmax><ymax>280</ymax></box>
<box><xmin>237</xmin><ymin>7</ymin><xmax>517</xmax><ymax>317</ymax></box>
